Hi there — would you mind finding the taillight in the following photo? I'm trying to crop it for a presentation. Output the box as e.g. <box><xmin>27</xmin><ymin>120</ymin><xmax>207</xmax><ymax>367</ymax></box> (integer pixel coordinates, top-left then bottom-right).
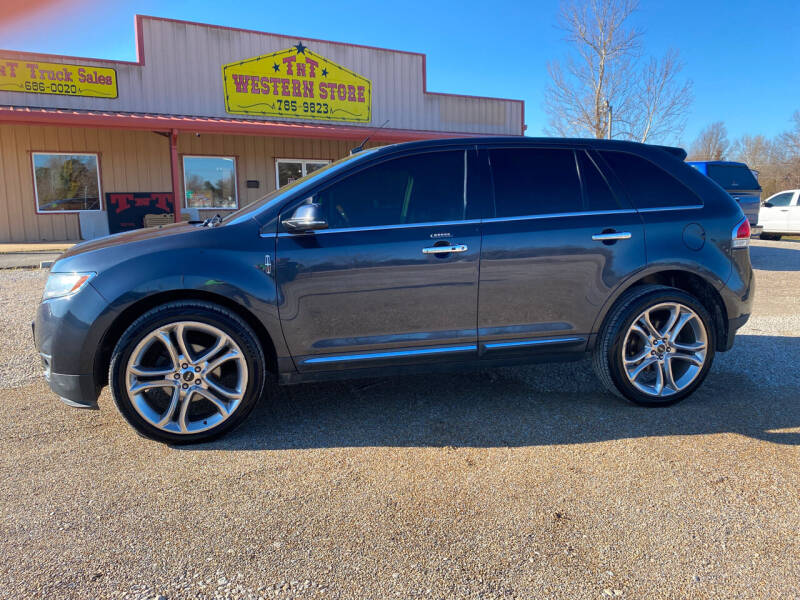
<box><xmin>732</xmin><ymin>217</ymin><xmax>750</xmax><ymax>248</ymax></box>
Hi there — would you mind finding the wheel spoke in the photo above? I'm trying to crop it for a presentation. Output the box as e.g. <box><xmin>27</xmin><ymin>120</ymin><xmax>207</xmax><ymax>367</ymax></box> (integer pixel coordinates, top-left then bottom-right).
<box><xmin>178</xmin><ymin>390</ymin><xmax>191</xmax><ymax>433</ymax></box>
<box><xmin>195</xmin><ymin>387</ymin><xmax>230</xmax><ymax>418</ymax></box>
<box><xmin>660</xmin><ymin>304</ymin><xmax>680</xmax><ymax>338</ymax></box>
<box><xmin>174</xmin><ymin>323</ymin><xmax>192</xmax><ymax>362</ymax></box>
<box><xmin>667</xmin><ymin>312</ymin><xmax>693</xmax><ymax>341</ymax></box>
<box><xmin>195</xmin><ymin>334</ymin><xmax>228</xmax><ymax>365</ymax></box>
<box><xmin>663</xmin><ymin>356</ymin><xmax>678</xmax><ymax>391</ymax></box>
<box><xmin>157</xmin><ymin>330</ymin><xmax>181</xmax><ymax>369</ymax></box>
<box><xmin>206</xmin><ymin>350</ymin><xmax>240</xmax><ymax>374</ymax></box>
<box><xmin>129</xmin><ymin>365</ymin><xmax>175</xmax><ymax>377</ymax></box>
<box><xmin>205</xmin><ymin>377</ymin><xmax>243</xmax><ymax>400</ymax></box>
<box><xmin>628</xmin><ymin>357</ymin><xmax>657</xmax><ymax>381</ymax></box>
<box><xmin>130</xmin><ymin>379</ymin><xmax>176</xmax><ymax>393</ymax></box>
<box><xmin>156</xmin><ymin>385</ymin><xmax>181</xmax><ymax>427</ymax></box>
<box><xmin>672</xmin><ymin>340</ymin><xmax>705</xmax><ymax>352</ymax></box>
<box><xmin>624</xmin><ymin>346</ymin><xmax>651</xmax><ymax>365</ymax></box>
<box><xmin>639</xmin><ymin>312</ymin><xmax>660</xmax><ymax>338</ymax></box>
<box><xmin>669</xmin><ymin>352</ymin><xmax>704</xmax><ymax>367</ymax></box>
<box><xmin>653</xmin><ymin>361</ymin><xmax>665</xmax><ymax>394</ymax></box>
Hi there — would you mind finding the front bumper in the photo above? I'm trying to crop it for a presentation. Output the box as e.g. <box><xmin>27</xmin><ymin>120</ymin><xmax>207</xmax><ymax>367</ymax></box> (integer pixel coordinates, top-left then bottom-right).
<box><xmin>33</xmin><ymin>283</ymin><xmax>109</xmax><ymax>408</ymax></box>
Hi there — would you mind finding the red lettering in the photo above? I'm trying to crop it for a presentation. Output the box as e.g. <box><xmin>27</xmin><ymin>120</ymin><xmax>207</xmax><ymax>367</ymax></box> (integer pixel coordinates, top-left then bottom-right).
<box><xmin>260</xmin><ymin>77</ymin><xmax>271</xmax><ymax>94</ymax></box>
<box><xmin>296</xmin><ymin>62</ymin><xmax>306</xmax><ymax>77</ymax></box>
<box><xmin>280</xmin><ymin>79</ymin><xmax>290</xmax><ymax>96</ymax></box>
<box><xmin>151</xmin><ymin>193</ymin><xmax>174</xmax><ymax>213</ymax></box>
<box><xmin>292</xmin><ymin>79</ymin><xmax>301</xmax><ymax>97</ymax></box>
<box><xmin>63</xmin><ymin>68</ymin><xmax>72</xmax><ymax>82</ymax></box>
<box><xmin>302</xmin><ymin>80</ymin><xmax>314</xmax><ymax>98</ymax></box>
<box><xmin>134</xmin><ymin>196</ymin><xmax>151</xmax><ymax>207</ymax></box>
<box><xmin>357</xmin><ymin>86</ymin><xmax>365</xmax><ymax>103</ymax></box>
<box><xmin>26</xmin><ymin>63</ymin><xmax>38</xmax><ymax>78</ymax></box>
<box><xmin>109</xmin><ymin>193</ymin><xmax>134</xmax><ymax>214</ymax></box>
<box><xmin>269</xmin><ymin>77</ymin><xmax>281</xmax><ymax>95</ymax></box>
<box><xmin>249</xmin><ymin>75</ymin><xmax>261</xmax><ymax>94</ymax></box>
<box><xmin>318</xmin><ymin>82</ymin><xmax>328</xmax><ymax>100</ymax></box>
<box><xmin>347</xmin><ymin>84</ymin><xmax>356</xmax><ymax>102</ymax></box>
<box><xmin>0</xmin><ymin>62</ymin><xmax>18</xmax><ymax>77</ymax></box>
<box><xmin>231</xmin><ymin>74</ymin><xmax>248</xmax><ymax>93</ymax></box>
<box><xmin>305</xmin><ymin>57</ymin><xmax>318</xmax><ymax>78</ymax></box>
<box><xmin>337</xmin><ymin>84</ymin><xmax>346</xmax><ymax>101</ymax></box>
<box><xmin>282</xmin><ymin>55</ymin><xmax>296</xmax><ymax>75</ymax></box>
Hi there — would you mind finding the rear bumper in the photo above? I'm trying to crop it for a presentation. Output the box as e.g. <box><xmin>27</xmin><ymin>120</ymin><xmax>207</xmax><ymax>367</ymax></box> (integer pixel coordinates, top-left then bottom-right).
<box><xmin>721</xmin><ymin>312</ymin><xmax>750</xmax><ymax>352</ymax></box>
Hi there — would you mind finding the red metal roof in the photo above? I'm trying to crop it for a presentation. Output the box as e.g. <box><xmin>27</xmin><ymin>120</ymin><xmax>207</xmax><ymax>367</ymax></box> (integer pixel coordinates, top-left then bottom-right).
<box><xmin>0</xmin><ymin>105</ymin><xmax>482</xmax><ymax>142</ymax></box>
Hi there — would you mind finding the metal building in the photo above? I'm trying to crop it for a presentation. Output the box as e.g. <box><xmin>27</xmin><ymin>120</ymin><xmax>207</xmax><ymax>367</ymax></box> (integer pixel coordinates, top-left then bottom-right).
<box><xmin>0</xmin><ymin>15</ymin><xmax>525</xmax><ymax>242</ymax></box>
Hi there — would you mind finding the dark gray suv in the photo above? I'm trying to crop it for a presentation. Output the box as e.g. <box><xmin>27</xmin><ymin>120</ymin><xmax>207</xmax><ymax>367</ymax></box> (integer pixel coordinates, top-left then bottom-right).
<box><xmin>33</xmin><ymin>138</ymin><xmax>754</xmax><ymax>443</ymax></box>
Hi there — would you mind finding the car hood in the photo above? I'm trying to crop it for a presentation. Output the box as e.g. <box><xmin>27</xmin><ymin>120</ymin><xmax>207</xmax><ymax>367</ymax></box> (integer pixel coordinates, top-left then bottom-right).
<box><xmin>59</xmin><ymin>222</ymin><xmax>198</xmax><ymax>260</ymax></box>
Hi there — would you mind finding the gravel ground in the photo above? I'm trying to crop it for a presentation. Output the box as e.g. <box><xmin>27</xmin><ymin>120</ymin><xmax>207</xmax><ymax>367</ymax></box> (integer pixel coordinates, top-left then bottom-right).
<box><xmin>0</xmin><ymin>240</ymin><xmax>798</xmax><ymax>599</ymax></box>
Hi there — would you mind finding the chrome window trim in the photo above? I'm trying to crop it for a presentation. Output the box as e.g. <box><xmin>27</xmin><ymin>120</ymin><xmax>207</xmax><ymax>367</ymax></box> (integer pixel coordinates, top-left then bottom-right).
<box><xmin>482</xmin><ymin>209</ymin><xmax>636</xmax><ymax>223</ymax></box>
<box><xmin>302</xmin><ymin>344</ymin><xmax>478</xmax><ymax>364</ymax></box>
<box><xmin>483</xmin><ymin>336</ymin><xmax>585</xmax><ymax>350</ymax></box>
<box><xmin>278</xmin><ymin>219</ymin><xmax>482</xmax><ymax>237</ymax></box>
<box><xmin>636</xmin><ymin>205</ymin><xmax>703</xmax><ymax>213</ymax></box>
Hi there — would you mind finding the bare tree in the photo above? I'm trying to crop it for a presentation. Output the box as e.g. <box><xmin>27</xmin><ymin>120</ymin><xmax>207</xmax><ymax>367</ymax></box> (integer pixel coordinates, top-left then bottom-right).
<box><xmin>544</xmin><ymin>0</ymin><xmax>692</xmax><ymax>143</ymax></box>
<box><xmin>688</xmin><ymin>122</ymin><xmax>730</xmax><ymax>161</ymax></box>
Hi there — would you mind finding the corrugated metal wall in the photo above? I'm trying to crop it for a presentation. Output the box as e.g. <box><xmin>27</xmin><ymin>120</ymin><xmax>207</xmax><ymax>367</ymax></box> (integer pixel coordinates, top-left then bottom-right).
<box><xmin>0</xmin><ymin>123</ymin><xmax>365</xmax><ymax>242</ymax></box>
<box><xmin>0</xmin><ymin>17</ymin><xmax>523</xmax><ymax>135</ymax></box>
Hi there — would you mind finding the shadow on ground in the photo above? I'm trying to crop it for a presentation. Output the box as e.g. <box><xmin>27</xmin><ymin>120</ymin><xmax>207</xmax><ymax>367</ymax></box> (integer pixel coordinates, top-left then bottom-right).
<box><xmin>750</xmin><ymin>242</ymin><xmax>800</xmax><ymax>271</ymax></box>
<box><xmin>185</xmin><ymin>334</ymin><xmax>800</xmax><ymax>452</ymax></box>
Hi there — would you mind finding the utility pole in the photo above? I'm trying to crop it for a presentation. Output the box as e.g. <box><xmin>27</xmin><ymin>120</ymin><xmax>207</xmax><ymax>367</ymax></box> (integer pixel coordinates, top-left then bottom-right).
<box><xmin>605</xmin><ymin>99</ymin><xmax>612</xmax><ymax>139</ymax></box>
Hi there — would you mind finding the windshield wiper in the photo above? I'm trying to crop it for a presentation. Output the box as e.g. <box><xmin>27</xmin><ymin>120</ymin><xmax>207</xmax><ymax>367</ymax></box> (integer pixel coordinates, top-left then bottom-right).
<box><xmin>202</xmin><ymin>213</ymin><xmax>223</xmax><ymax>227</ymax></box>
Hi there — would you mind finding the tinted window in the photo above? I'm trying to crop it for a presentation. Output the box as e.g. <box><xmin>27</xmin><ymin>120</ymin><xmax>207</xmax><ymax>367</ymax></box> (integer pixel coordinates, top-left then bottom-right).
<box><xmin>767</xmin><ymin>192</ymin><xmax>794</xmax><ymax>207</ymax></box>
<box><xmin>600</xmin><ymin>151</ymin><xmax>699</xmax><ymax>208</ymax></box>
<box><xmin>706</xmin><ymin>164</ymin><xmax>760</xmax><ymax>190</ymax></box>
<box><xmin>313</xmin><ymin>151</ymin><xmax>465</xmax><ymax>229</ymax></box>
<box><xmin>577</xmin><ymin>151</ymin><xmax>627</xmax><ymax>211</ymax></box>
<box><xmin>490</xmin><ymin>148</ymin><xmax>581</xmax><ymax>217</ymax></box>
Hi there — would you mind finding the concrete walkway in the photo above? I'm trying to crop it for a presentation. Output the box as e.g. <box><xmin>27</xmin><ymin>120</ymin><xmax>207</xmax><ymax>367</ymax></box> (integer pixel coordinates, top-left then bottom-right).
<box><xmin>0</xmin><ymin>242</ymin><xmax>74</xmax><ymax>269</ymax></box>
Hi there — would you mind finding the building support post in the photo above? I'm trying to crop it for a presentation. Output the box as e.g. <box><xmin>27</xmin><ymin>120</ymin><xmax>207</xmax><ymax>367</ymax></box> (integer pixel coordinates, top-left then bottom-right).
<box><xmin>169</xmin><ymin>128</ymin><xmax>182</xmax><ymax>222</ymax></box>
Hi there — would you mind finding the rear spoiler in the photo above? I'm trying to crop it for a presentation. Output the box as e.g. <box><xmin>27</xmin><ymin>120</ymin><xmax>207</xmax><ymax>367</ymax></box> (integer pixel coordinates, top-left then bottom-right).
<box><xmin>654</xmin><ymin>145</ymin><xmax>688</xmax><ymax>160</ymax></box>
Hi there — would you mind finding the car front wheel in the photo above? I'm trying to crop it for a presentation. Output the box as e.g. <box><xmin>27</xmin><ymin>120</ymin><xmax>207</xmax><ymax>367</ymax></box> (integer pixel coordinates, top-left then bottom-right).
<box><xmin>109</xmin><ymin>301</ymin><xmax>266</xmax><ymax>444</ymax></box>
<box><xmin>593</xmin><ymin>285</ymin><xmax>715</xmax><ymax>407</ymax></box>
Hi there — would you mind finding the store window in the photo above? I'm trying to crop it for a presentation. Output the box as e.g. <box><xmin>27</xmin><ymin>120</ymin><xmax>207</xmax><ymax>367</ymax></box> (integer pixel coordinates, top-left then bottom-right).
<box><xmin>32</xmin><ymin>152</ymin><xmax>102</xmax><ymax>212</ymax></box>
<box><xmin>183</xmin><ymin>156</ymin><xmax>238</xmax><ymax>209</ymax></box>
<box><xmin>276</xmin><ymin>158</ymin><xmax>331</xmax><ymax>188</ymax></box>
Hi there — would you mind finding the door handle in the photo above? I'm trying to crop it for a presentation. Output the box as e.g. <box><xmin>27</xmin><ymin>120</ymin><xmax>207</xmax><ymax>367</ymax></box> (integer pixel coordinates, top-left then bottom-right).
<box><xmin>592</xmin><ymin>231</ymin><xmax>632</xmax><ymax>241</ymax></box>
<box><xmin>422</xmin><ymin>244</ymin><xmax>468</xmax><ymax>254</ymax></box>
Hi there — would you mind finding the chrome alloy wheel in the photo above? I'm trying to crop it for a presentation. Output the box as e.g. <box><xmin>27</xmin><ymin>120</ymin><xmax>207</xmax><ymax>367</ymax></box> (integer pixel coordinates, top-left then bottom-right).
<box><xmin>621</xmin><ymin>302</ymin><xmax>708</xmax><ymax>397</ymax></box>
<box><xmin>125</xmin><ymin>321</ymin><xmax>248</xmax><ymax>434</ymax></box>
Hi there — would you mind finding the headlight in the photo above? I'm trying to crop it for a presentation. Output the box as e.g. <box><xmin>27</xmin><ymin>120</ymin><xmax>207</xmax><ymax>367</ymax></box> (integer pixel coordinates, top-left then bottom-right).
<box><xmin>42</xmin><ymin>272</ymin><xmax>96</xmax><ymax>300</ymax></box>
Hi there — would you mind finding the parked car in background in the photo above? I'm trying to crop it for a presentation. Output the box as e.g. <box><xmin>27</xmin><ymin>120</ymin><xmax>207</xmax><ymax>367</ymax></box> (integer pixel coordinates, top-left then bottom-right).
<box><xmin>758</xmin><ymin>190</ymin><xmax>800</xmax><ymax>240</ymax></box>
<box><xmin>34</xmin><ymin>138</ymin><xmax>754</xmax><ymax>443</ymax></box>
<box><xmin>687</xmin><ymin>161</ymin><xmax>762</xmax><ymax>230</ymax></box>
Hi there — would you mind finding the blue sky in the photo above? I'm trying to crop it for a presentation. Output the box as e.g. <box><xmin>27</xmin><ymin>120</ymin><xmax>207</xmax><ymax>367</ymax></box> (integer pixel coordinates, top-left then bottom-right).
<box><xmin>2</xmin><ymin>0</ymin><xmax>798</xmax><ymax>147</ymax></box>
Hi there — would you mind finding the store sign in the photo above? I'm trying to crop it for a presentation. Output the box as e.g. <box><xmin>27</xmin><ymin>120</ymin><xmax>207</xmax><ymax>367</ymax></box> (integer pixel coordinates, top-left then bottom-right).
<box><xmin>0</xmin><ymin>58</ymin><xmax>117</xmax><ymax>98</ymax></box>
<box><xmin>222</xmin><ymin>43</ymin><xmax>371</xmax><ymax>122</ymax></box>
<box><xmin>106</xmin><ymin>192</ymin><xmax>175</xmax><ymax>233</ymax></box>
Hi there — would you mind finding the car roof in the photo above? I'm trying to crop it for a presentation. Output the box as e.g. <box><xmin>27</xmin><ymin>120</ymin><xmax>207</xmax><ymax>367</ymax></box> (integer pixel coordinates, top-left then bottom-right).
<box><xmin>368</xmin><ymin>136</ymin><xmax>687</xmax><ymax>160</ymax></box>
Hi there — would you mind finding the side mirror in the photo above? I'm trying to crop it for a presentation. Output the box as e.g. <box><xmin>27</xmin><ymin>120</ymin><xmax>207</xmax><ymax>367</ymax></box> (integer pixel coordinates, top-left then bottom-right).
<box><xmin>283</xmin><ymin>202</ymin><xmax>329</xmax><ymax>232</ymax></box>
<box><xmin>763</xmin><ymin>202</ymin><xmax>773</xmax><ymax>208</ymax></box>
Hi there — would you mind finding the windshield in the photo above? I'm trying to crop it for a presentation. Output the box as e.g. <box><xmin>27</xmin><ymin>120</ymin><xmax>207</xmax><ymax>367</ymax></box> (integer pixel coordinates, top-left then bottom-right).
<box><xmin>223</xmin><ymin>148</ymin><xmax>381</xmax><ymax>223</ymax></box>
<box><xmin>706</xmin><ymin>164</ymin><xmax>760</xmax><ymax>191</ymax></box>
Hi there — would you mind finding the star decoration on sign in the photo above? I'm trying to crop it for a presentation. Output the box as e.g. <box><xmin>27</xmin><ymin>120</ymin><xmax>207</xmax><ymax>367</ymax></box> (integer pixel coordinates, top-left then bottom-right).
<box><xmin>294</xmin><ymin>42</ymin><xmax>307</xmax><ymax>54</ymax></box>
<box><xmin>272</xmin><ymin>63</ymin><xmax>280</xmax><ymax>72</ymax></box>
<box><xmin>321</xmin><ymin>67</ymin><xmax>328</xmax><ymax>77</ymax></box>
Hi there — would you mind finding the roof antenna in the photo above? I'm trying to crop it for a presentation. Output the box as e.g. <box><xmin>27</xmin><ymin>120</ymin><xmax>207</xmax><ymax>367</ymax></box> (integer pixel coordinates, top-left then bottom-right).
<box><xmin>351</xmin><ymin>120</ymin><xmax>389</xmax><ymax>154</ymax></box>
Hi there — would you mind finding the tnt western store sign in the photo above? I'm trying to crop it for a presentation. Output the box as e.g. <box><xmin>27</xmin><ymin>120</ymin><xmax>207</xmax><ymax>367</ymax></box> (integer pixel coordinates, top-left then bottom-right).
<box><xmin>0</xmin><ymin>15</ymin><xmax>524</xmax><ymax>242</ymax></box>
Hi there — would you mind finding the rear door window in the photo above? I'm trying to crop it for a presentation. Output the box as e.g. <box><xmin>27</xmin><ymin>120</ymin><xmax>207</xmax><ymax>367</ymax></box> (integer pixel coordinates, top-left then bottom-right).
<box><xmin>706</xmin><ymin>164</ymin><xmax>760</xmax><ymax>190</ymax></box>
<box><xmin>577</xmin><ymin>151</ymin><xmax>629</xmax><ymax>211</ymax></box>
<box><xmin>599</xmin><ymin>151</ymin><xmax>700</xmax><ymax>209</ymax></box>
<box><xmin>767</xmin><ymin>192</ymin><xmax>794</xmax><ymax>207</ymax></box>
<box><xmin>489</xmin><ymin>148</ymin><xmax>582</xmax><ymax>217</ymax></box>
<box><xmin>313</xmin><ymin>150</ymin><xmax>466</xmax><ymax>229</ymax></box>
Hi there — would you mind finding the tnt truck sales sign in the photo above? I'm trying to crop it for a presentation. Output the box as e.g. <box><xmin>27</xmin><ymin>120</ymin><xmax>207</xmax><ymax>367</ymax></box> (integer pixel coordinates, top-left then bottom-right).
<box><xmin>0</xmin><ymin>58</ymin><xmax>117</xmax><ymax>98</ymax></box>
<box><xmin>222</xmin><ymin>43</ymin><xmax>371</xmax><ymax>122</ymax></box>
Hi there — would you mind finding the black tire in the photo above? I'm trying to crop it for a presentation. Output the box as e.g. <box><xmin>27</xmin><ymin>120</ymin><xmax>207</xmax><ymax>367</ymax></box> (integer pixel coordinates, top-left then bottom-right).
<box><xmin>109</xmin><ymin>301</ymin><xmax>266</xmax><ymax>444</ymax></box>
<box><xmin>592</xmin><ymin>285</ymin><xmax>716</xmax><ymax>407</ymax></box>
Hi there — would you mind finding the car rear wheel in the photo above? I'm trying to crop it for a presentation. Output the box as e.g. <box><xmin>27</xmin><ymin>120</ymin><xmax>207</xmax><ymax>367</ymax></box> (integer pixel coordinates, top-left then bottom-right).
<box><xmin>109</xmin><ymin>301</ymin><xmax>266</xmax><ymax>444</ymax></box>
<box><xmin>592</xmin><ymin>285</ymin><xmax>715</xmax><ymax>407</ymax></box>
